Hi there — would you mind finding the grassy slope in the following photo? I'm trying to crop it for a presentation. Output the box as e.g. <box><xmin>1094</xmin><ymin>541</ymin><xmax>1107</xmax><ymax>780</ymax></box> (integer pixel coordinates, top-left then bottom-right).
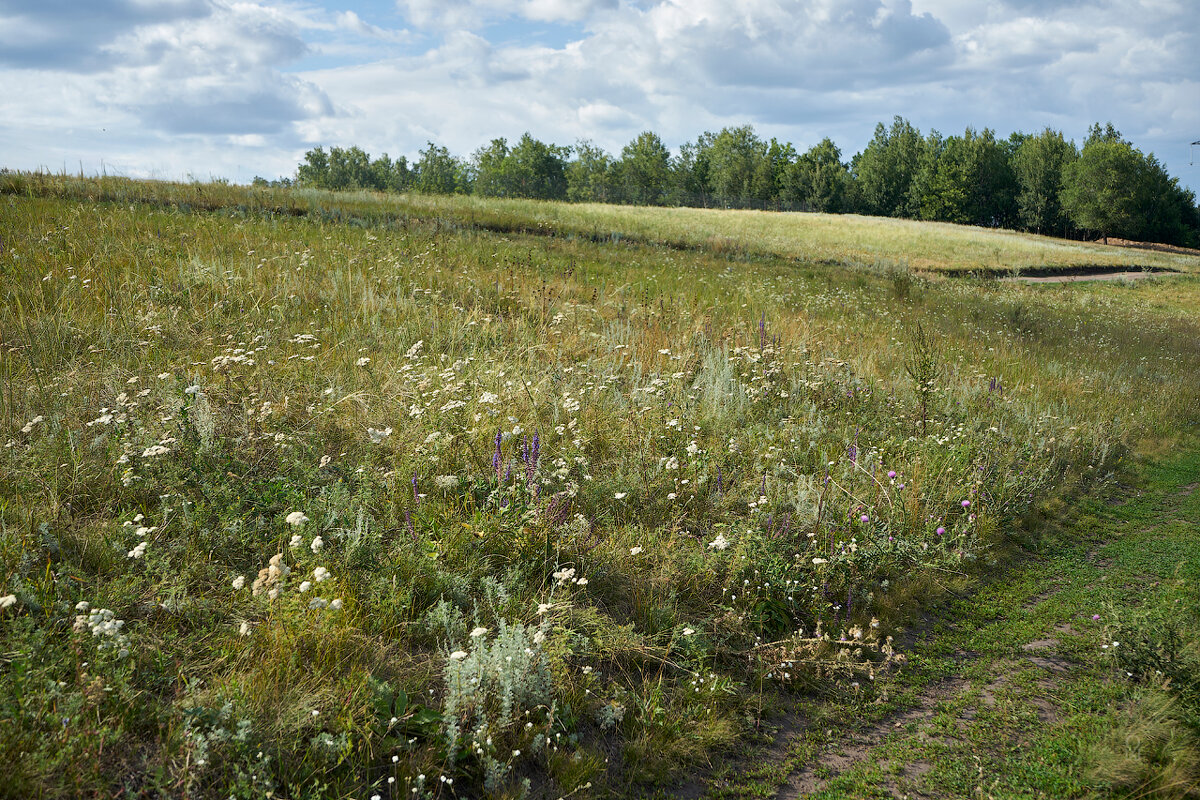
<box><xmin>705</xmin><ymin>445</ymin><xmax>1200</xmax><ymax>799</ymax></box>
<box><xmin>3</xmin><ymin>171</ymin><xmax>1199</xmax><ymax>275</ymax></box>
<box><xmin>388</xmin><ymin>193</ymin><xmax>1200</xmax><ymax>275</ymax></box>
<box><xmin>0</xmin><ymin>182</ymin><xmax>1198</xmax><ymax>800</ymax></box>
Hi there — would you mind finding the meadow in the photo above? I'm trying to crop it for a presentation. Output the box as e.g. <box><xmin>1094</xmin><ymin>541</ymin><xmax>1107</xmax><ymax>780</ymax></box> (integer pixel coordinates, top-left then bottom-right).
<box><xmin>1</xmin><ymin>175</ymin><xmax>1199</xmax><ymax>799</ymax></box>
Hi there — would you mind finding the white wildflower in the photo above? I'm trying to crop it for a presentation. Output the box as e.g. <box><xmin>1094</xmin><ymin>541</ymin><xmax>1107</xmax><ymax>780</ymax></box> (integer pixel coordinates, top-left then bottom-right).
<box><xmin>708</xmin><ymin>533</ymin><xmax>730</xmax><ymax>551</ymax></box>
<box><xmin>469</xmin><ymin>626</ymin><xmax>488</xmax><ymax>638</ymax></box>
<box><xmin>312</xmin><ymin>566</ymin><xmax>330</xmax><ymax>583</ymax></box>
<box><xmin>285</xmin><ymin>511</ymin><xmax>309</xmax><ymax>527</ymax></box>
<box><xmin>310</xmin><ymin>536</ymin><xmax>324</xmax><ymax>554</ymax></box>
<box><xmin>232</xmin><ymin>575</ymin><xmax>246</xmax><ymax>590</ymax></box>
<box><xmin>0</xmin><ymin>594</ymin><xmax>16</xmax><ymax>610</ymax></box>
<box><xmin>367</xmin><ymin>426</ymin><xmax>392</xmax><ymax>444</ymax></box>
<box><xmin>449</xmin><ymin>650</ymin><xmax>468</xmax><ymax>661</ymax></box>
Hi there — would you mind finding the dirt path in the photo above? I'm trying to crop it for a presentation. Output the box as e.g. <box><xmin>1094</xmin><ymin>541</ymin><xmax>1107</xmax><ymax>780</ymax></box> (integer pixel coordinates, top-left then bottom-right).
<box><xmin>688</xmin><ymin>448</ymin><xmax>1200</xmax><ymax>800</ymax></box>
<box><xmin>1003</xmin><ymin>270</ymin><xmax>1165</xmax><ymax>283</ymax></box>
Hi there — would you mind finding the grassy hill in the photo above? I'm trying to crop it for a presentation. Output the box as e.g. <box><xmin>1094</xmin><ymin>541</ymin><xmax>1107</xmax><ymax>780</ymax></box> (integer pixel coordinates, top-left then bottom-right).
<box><xmin>5</xmin><ymin>171</ymin><xmax>1199</xmax><ymax>275</ymax></box>
<box><xmin>1</xmin><ymin>176</ymin><xmax>1199</xmax><ymax>799</ymax></box>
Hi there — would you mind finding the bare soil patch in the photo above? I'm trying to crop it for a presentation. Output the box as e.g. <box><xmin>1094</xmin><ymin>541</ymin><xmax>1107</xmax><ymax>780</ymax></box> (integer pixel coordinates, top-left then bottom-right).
<box><xmin>1004</xmin><ymin>270</ymin><xmax>1167</xmax><ymax>284</ymax></box>
<box><xmin>1093</xmin><ymin>237</ymin><xmax>1200</xmax><ymax>257</ymax></box>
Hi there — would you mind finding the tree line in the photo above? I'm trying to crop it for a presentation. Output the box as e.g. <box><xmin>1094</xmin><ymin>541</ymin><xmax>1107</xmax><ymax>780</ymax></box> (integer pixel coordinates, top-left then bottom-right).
<box><xmin>269</xmin><ymin>118</ymin><xmax>1200</xmax><ymax>247</ymax></box>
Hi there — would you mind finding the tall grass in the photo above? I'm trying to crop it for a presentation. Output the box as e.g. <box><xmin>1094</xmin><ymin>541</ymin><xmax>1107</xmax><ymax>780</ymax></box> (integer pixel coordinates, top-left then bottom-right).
<box><xmin>1</xmin><ymin>181</ymin><xmax>1198</xmax><ymax>798</ymax></box>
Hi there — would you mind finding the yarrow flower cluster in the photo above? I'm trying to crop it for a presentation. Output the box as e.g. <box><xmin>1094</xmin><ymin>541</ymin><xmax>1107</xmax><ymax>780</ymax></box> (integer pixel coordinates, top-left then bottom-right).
<box><xmin>73</xmin><ymin>602</ymin><xmax>129</xmax><ymax>658</ymax></box>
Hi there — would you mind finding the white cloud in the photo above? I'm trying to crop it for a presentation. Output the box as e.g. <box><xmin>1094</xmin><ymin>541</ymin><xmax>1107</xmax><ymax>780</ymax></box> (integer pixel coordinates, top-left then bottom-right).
<box><xmin>395</xmin><ymin>0</ymin><xmax>619</xmax><ymax>29</ymax></box>
<box><xmin>0</xmin><ymin>0</ymin><xmax>1196</xmax><ymax>192</ymax></box>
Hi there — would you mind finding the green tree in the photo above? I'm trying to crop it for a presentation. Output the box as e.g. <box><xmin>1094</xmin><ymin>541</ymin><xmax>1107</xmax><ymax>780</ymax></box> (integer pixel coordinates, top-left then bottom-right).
<box><xmin>1012</xmin><ymin>128</ymin><xmax>1077</xmax><ymax>234</ymax></box>
<box><xmin>471</xmin><ymin>138</ymin><xmax>512</xmax><ymax>197</ymax></box>
<box><xmin>566</xmin><ymin>140</ymin><xmax>617</xmax><ymax>203</ymax></box>
<box><xmin>1061</xmin><ymin>134</ymin><xmax>1150</xmax><ymax>242</ymax></box>
<box><xmin>618</xmin><ymin>131</ymin><xmax>672</xmax><ymax>206</ymax></box>
<box><xmin>912</xmin><ymin>128</ymin><xmax>1017</xmax><ymax>227</ymax></box>
<box><xmin>783</xmin><ymin>138</ymin><xmax>850</xmax><ymax>212</ymax></box>
<box><xmin>506</xmin><ymin>133</ymin><xmax>569</xmax><ymax>200</ymax></box>
<box><xmin>414</xmin><ymin>142</ymin><xmax>463</xmax><ymax>195</ymax></box>
<box><xmin>752</xmin><ymin>138</ymin><xmax>796</xmax><ymax>203</ymax></box>
<box><xmin>851</xmin><ymin>116</ymin><xmax>927</xmax><ymax>217</ymax></box>
<box><xmin>297</xmin><ymin>147</ymin><xmax>331</xmax><ymax>188</ymax></box>
<box><xmin>705</xmin><ymin>125</ymin><xmax>766</xmax><ymax>203</ymax></box>
<box><xmin>672</xmin><ymin>131</ymin><xmax>717</xmax><ymax>206</ymax></box>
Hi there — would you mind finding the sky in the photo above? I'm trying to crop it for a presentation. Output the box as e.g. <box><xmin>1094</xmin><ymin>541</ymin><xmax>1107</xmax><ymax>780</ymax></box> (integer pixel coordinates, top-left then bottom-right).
<box><xmin>2</xmin><ymin>0</ymin><xmax>1198</xmax><ymax>194</ymax></box>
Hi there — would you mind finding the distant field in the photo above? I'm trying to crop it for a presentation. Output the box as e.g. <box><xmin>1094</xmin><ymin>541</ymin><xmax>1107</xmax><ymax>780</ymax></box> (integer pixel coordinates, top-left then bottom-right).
<box><xmin>4</xmin><ymin>171</ymin><xmax>1197</xmax><ymax>275</ymax></box>
<box><xmin>392</xmin><ymin>192</ymin><xmax>1200</xmax><ymax>275</ymax></box>
<box><xmin>2</xmin><ymin>175</ymin><xmax>1199</xmax><ymax>798</ymax></box>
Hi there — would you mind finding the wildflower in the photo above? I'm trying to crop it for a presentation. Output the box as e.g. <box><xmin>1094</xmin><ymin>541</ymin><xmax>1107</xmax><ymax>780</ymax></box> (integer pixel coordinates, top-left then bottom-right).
<box><xmin>887</xmin><ymin>470</ymin><xmax>897</xmax><ymax>479</ymax></box>
<box><xmin>1092</xmin><ymin>614</ymin><xmax>1101</xmax><ymax>621</ymax></box>
<box><xmin>537</xmin><ymin>603</ymin><xmax>552</xmax><ymax>614</ymax></box>
<box><xmin>470</xmin><ymin>626</ymin><xmax>488</xmax><ymax>638</ymax></box>
<box><xmin>682</xmin><ymin>627</ymin><xmax>695</xmax><ymax>636</ymax></box>
<box><xmin>614</xmin><ymin>492</ymin><xmax>627</xmax><ymax>500</ymax></box>
<box><xmin>936</xmin><ymin>527</ymin><xmax>946</xmax><ymax>535</ymax></box>
<box><xmin>450</xmin><ymin>650</ymin><xmax>468</xmax><ymax>661</ymax></box>
<box><xmin>329</xmin><ymin>598</ymin><xmax>343</xmax><ymax>610</ymax></box>
<box><xmin>127</xmin><ymin>541</ymin><xmax>148</xmax><ymax>559</ymax></box>
<box><xmin>0</xmin><ymin>594</ymin><xmax>16</xmax><ymax>610</ymax></box>
<box><xmin>310</xmin><ymin>536</ymin><xmax>324</xmax><ymax>553</ymax></box>
<box><xmin>308</xmin><ymin>598</ymin><xmax>328</xmax><ymax>610</ymax></box>
<box><xmin>319</xmin><ymin>455</ymin><xmax>332</xmax><ymax>468</ymax></box>
<box><xmin>184</xmin><ymin>384</ymin><xmax>201</xmax><ymax>395</ymax></box>
<box><xmin>87</xmin><ymin>410</ymin><xmax>114</xmax><ymax>427</ymax></box>
<box><xmin>434</xmin><ymin>474</ymin><xmax>459</xmax><ymax>489</ymax></box>
<box><xmin>141</xmin><ymin>444</ymin><xmax>171</xmax><ymax>458</ymax></box>
<box><xmin>239</xmin><ymin>621</ymin><xmax>251</xmax><ymax>636</ymax></box>
<box><xmin>20</xmin><ymin>416</ymin><xmax>44</xmax><ymax>434</ymax></box>
<box><xmin>479</xmin><ymin>392</ymin><xmax>499</xmax><ymax>404</ymax></box>
<box><xmin>860</xmin><ymin>514</ymin><xmax>869</xmax><ymax>523</ymax></box>
<box><xmin>356</xmin><ymin>357</ymin><xmax>371</xmax><ymax>367</ymax></box>
<box><xmin>630</xmin><ymin>546</ymin><xmax>643</xmax><ymax>555</ymax></box>
<box><xmin>812</xmin><ymin>557</ymin><xmax>828</xmax><ymax>565</ymax></box>
<box><xmin>708</xmin><ymin>533</ymin><xmax>729</xmax><ymax>551</ymax></box>
<box><xmin>962</xmin><ymin>500</ymin><xmax>971</xmax><ymax>508</ymax></box>
<box><xmin>299</xmin><ymin>581</ymin><xmax>312</xmax><ymax>593</ymax></box>
<box><xmin>289</xmin><ymin>534</ymin><xmax>303</xmax><ymax>549</ymax></box>
<box><xmin>285</xmin><ymin>511</ymin><xmax>309</xmax><ymax>527</ymax></box>
<box><xmin>312</xmin><ymin>567</ymin><xmax>330</xmax><ymax>583</ymax></box>
<box><xmin>367</xmin><ymin>426</ymin><xmax>392</xmax><ymax>444</ymax></box>
<box><xmin>232</xmin><ymin>575</ymin><xmax>246</xmax><ymax>590</ymax></box>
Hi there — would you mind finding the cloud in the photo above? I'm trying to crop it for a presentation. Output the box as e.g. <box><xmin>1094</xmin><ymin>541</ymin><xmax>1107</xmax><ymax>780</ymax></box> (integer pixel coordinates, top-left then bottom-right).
<box><xmin>0</xmin><ymin>0</ymin><xmax>211</xmax><ymax>71</ymax></box>
<box><xmin>0</xmin><ymin>1</ymin><xmax>333</xmax><ymax>138</ymax></box>
<box><xmin>395</xmin><ymin>0</ymin><xmax>619</xmax><ymax>30</ymax></box>
<box><xmin>1</xmin><ymin>0</ymin><xmax>1197</xmax><ymax>194</ymax></box>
